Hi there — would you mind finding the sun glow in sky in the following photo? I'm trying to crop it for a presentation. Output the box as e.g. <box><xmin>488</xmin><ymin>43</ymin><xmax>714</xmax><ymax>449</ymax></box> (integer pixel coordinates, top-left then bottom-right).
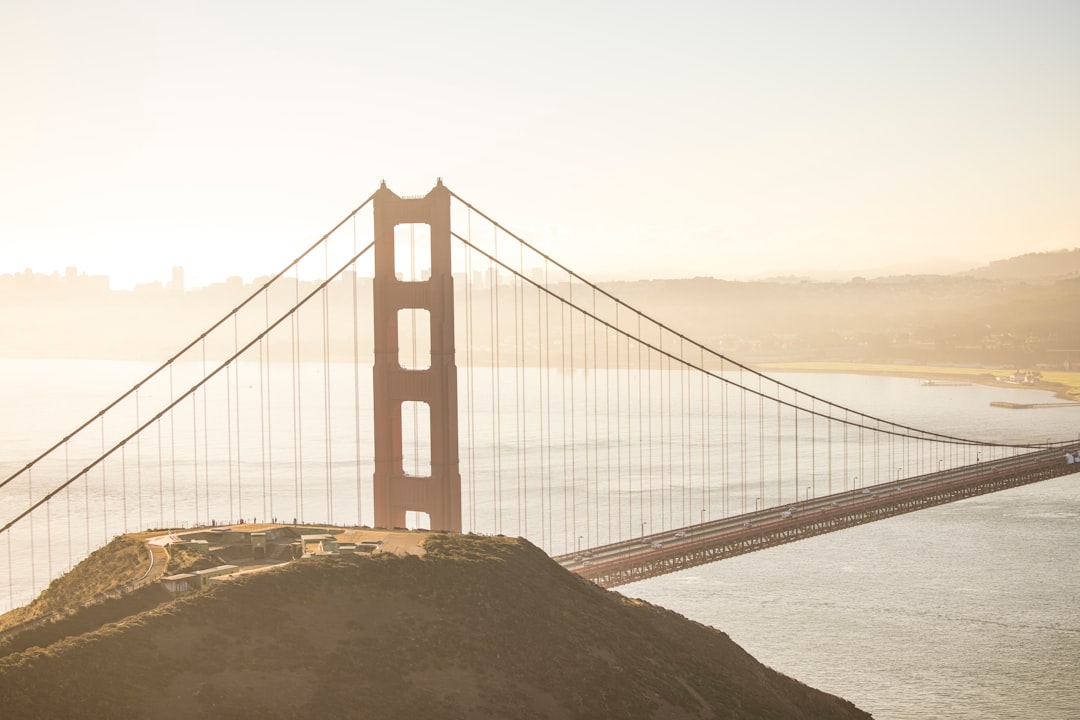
<box><xmin>2</xmin><ymin>0</ymin><xmax>1078</xmax><ymax>289</ymax></box>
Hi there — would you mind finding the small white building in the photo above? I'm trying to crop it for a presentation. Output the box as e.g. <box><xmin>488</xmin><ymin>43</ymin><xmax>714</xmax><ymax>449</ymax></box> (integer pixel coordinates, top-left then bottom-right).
<box><xmin>191</xmin><ymin>565</ymin><xmax>240</xmax><ymax>589</ymax></box>
<box><xmin>160</xmin><ymin>573</ymin><xmax>196</xmax><ymax>594</ymax></box>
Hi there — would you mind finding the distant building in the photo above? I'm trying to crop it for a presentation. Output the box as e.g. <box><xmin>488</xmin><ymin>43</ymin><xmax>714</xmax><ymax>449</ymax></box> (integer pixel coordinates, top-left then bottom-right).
<box><xmin>167</xmin><ymin>266</ymin><xmax>184</xmax><ymax>293</ymax></box>
<box><xmin>160</xmin><ymin>573</ymin><xmax>196</xmax><ymax>594</ymax></box>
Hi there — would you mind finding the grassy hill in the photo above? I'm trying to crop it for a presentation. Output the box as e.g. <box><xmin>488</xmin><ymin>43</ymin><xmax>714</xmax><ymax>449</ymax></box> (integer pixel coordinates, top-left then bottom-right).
<box><xmin>0</xmin><ymin>536</ymin><xmax>148</xmax><ymax>633</ymax></box>
<box><xmin>0</xmin><ymin>534</ymin><xmax>871</xmax><ymax>719</ymax></box>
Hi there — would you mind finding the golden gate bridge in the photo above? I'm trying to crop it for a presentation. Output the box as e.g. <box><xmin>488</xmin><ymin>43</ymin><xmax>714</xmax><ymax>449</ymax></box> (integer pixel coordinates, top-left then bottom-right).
<box><xmin>2</xmin><ymin>180</ymin><xmax>1077</xmax><ymax>612</ymax></box>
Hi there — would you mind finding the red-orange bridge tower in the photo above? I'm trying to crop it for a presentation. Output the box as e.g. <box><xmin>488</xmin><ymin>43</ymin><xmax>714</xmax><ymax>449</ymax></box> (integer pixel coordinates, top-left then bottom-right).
<box><xmin>371</xmin><ymin>179</ymin><xmax>462</xmax><ymax>532</ymax></box>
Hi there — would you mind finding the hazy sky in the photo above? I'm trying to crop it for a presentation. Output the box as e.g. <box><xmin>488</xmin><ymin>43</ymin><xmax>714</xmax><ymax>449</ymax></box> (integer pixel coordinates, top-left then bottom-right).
<box><xmin>2</xmin><ymin>0</ymin><xmax>1078</xmax><ymax>288</ymax></box>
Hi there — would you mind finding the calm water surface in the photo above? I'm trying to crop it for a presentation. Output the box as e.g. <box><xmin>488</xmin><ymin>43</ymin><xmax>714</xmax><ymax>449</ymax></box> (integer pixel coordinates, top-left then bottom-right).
<box><xmin>2</xmin><ymin>362</ymin><xmax>1078</xmax><ymax>718</ymax></box>
<box><xmin>630</xmin><ymin>372</ymin><xmax>1080</xmax><ymax>720</ymax></box>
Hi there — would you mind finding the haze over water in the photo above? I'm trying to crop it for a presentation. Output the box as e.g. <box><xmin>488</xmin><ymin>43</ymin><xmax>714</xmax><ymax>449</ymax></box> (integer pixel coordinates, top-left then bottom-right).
<box><xmin>2</xmin><ymin>359</ymin><xmax>1078</xmax><ymax>718</ymax></box>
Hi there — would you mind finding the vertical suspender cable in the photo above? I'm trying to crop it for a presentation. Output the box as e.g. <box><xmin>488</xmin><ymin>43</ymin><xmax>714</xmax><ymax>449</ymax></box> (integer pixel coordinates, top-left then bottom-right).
<box><xmin>681</xmin><ymin>339</ymin><xmax>687</xmax><ymax>527</ymax></box>
<box><xmin>740</xmin><ymin>365</ymin><xmax>746</xmax><ymax>514</ymax></box>
<box><xmin>721</xmin><ymin>356</ymin><xmax>727</xmax><ymax>516</ymax></box>
<box><xmin>65</xmin><ymin>442</ymin><xmax>72</xmax><ymax>570</ymax></box>
<box><xmin>515</xmin><ymin>246</ymin><xmax>523</xmax><ymax>536</ymax></box>
<box><xmin>629</xmin><ymin>321</ymin><xmax>636</xmax><ymax>539</ymax></box>
<box><xmin>874</xmin><ymin>420</ymin><xmax>880</xmax><ymax>485</ymax></box>
<box><xmin>170</xmin><ymin>364</ymin><xmax>177</xmax><ymax>526</ymax></box>
<box><xmin>794</xmin><ymin>390</ymin><xmax>800</xmax><ymax>505</ymax></box>
<box><xmin>561</xmin><ymin>284</ymin><xmax>569</xmax><ymax>550</ymax></box>
<box><xmin>537</xmin><ymin>274</ymin><xmax>546</xmax><ymax>549</ymax></box>
<box><xmin>324</xmin><ymin>232</ymin><xmax>333</xmax><ymax>524</ymax></box>
<box><xmin>775</xmin><ymin>378</ymin><xmax>782</xmax><ymax>506</ymax></box>
<box><xmin>259</xmin><ymin>330</ymin><xmax>267</xmax><ymax>524</ymax></box>
<box><xmin>593</xmin><ymin>308</ymin><xmax>600</xmax><ymax>541</ymax></box>
<box><xmin>6</xmin><ymin>531</ymin><xmax>12</xmax><ymax>608</ymax></box>
<box><xmin>46</xmin><ymin>483</ymin><xmax>53</xmax><ymax>581</ymax></box>
<box><xmin>844</xmin><ymin>411</ymin><xmax>849</xmax><ymax>491</ymax></box>
<box><xmin>580</xmin><ymin>287</ymin><xmax>590</xmax><ymax>545</ymax></box>
<box><xmin>119</xmin><ymin>446</ymin><xmax>126</xmax><ymax>533</ymax></box>
<box><xmin>100</xmin><ymin>417</ymin><xmax>107</xmax><ymax>541</ymax></box>
<box><xmin>491</xmin><ymin>244</ymin><xmax>501</xmax><ymax>533</ymax></box>
<box><xmin>757</xmin><ymin>372</ymin><xmax>764</xmax><ymax>511</ymax></box>
<box><xmin>828</xmin><ymin>403</ymin><xmax>833</xmax><ymax>495</ymax></box>
<box><xmin>859</xmin><ymin>424</ymin><xmax>865</xmax><ymax>490</ymax></box>
<box><xmin>465</xmin><ymin>231</ymin><xmax>476</xmax><ymax>531</ymax></box>
<box><xmin>352</xmin><ymin>217</ymin><xmax>361</xmax><ymax>526</ymax></box>
<box><xmin>647</xmin><ymin>318</ymin><xmax>654</xmax><ymax>530</ymax></box>
<box><xmin>888</xmin><ymin>423</ymin><xmax>894</xmax><ymax>487</ymax></box>
<box><xmin>705</xmin><ymin>347</ymin><xmax>712</xmax><ymax>523</ymax></box>
<box><xmin>296</xmin><ymin>266</ymin><xmax>305</xmax><ymax>523</ymax></box>
<box><xmin>630</xmin><ymin>313</ymin><xmax>639</xmax><ymax>535</ymax></box>
<box><xmin>706</xmin><ymin>352</ymin><xmax>711</xmax><ymax>519</ymax></box>
<box><xmin>658</xmin><ymin>332</ymin><xmax>666</xmax><ymax>526</ymax></box>
<box><xmin>810</xmin><ymin>398</ymin><xmax>815</xmax><ymax>501</ymax></box>
<box><xmin>652</xmin><ymin>330</ymin><xmax>660</xmax><ymax>524</ymax></box>
<box><xmin>227</xmin><ymin>344</ymin><xmax>235</xmax><ymax>524</ymax></box>
<box><xmin>291</xmin><ymin>282</ymin><xmax>299</xmax><ymax>522</ymax></box>
<box><xmin>28</xmin><ymin>468</ymin><xmax>35</xmax><ymax>594</ymax></box>
<box><xmin>192</xmin><ymin>387</ymin><xmax>199</xmax><ymax>527</ymax></box>
<box><xmin>157</xmin><ymin>411</ymin><xmax>164</xmax><ymax>528</ymax></box>
<box><xmin>615</xmin><ymin>306</ymin><xmax>623</xmax><ymax>541</ymax></box>
<box><xmin>569</xmin><ymin>273</ymin><xmax>577</xmax><ymax>545</ymax></box>
<box><xmin>136</xmin><ymin>388</ymin><xmax>143</xmax><ymax>532</ymax></box>
<box><xmin>603</xmin><ymin>293</ymin><xmax>612</xmax><ymax>543</ymax></box>
<box><xmin>582</xmin><ymin>290</ymin><xmax>590</xmax><ymax>545</ymax></box>
<box><xmin>202</xmin><ymin>339</ymin><xmax>210</xmax><ymax>522</ymax></box>
<box><xmin>232</xmin><ymin>320</ymin><xmax>239</xmax><ymax>524</ymax></box>
<box><xmin>544</xmin><ymin>263</ymin><xmax>553</xmax><ymax>548</ymax></box>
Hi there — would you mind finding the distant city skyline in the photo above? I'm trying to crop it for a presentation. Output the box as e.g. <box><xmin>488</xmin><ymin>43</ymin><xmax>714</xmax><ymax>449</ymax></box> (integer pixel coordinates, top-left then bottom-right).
<box><xmin>5</xmin><ymin>239</ymin><xmax>1078</xmax><ymax>295</ymax></box>
<box><xmin>3</xmin><ymin>1</ymin><xmax>1077</xmax><ymax>291</ymax></box>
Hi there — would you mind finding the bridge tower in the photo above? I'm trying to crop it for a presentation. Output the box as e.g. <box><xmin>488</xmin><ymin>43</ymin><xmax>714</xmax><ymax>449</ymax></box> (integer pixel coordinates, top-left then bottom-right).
<box><xmin>371</xmin><ymin>180</ymin><xmax>462</xmax><ymax>532</ymax></box>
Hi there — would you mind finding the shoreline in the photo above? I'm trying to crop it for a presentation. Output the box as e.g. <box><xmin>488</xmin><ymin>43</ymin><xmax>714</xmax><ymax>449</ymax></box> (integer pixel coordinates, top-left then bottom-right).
<box><xmin>755</xmin><ymin>362</ymin><xmax>1080</xmax><ymax>403</ymax></box>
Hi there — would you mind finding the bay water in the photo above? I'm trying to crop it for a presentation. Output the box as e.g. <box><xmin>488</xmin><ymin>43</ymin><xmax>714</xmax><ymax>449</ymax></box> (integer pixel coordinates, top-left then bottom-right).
<box><xmin>1</xmin><ymin>360</ymin><xmax>1077</xmax><ymax>718</ymax></box>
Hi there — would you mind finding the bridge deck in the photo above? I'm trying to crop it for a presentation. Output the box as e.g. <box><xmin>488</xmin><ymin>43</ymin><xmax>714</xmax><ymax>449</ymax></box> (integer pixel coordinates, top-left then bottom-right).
<box><xmin>558</xmin><ymin>449</ymin><xmax>1080</xmax><ymax>588</ymax></box>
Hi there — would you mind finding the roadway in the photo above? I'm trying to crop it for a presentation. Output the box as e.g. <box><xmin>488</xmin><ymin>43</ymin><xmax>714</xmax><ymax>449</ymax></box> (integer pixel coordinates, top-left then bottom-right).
<box><xmin>556</xmin><ymin>445</ymin><xmax>1080</xmax><ymax>586</ymax></box>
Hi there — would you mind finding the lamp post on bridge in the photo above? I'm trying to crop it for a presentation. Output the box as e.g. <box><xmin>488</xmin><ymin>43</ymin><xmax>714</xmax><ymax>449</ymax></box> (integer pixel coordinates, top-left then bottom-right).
<box><xmin>804</xmin><ymin>486</ymin><xmax>812</xmax><ymax>502</ymax></box>
<box><xmin>576</xmin><ymin>535</ymin><xmax>583</xmax><ymax>555</ymax></box>
<box><xmin>641</xmin><ymin>521</ymin><xmax>647</xmax><ymax>544</ymax></box>
<box><xmin>896</xmin><ymin>467</ymin><xmax>902</xmax><ymax>482</ymax></box>
<box><xmin>755</xmin><ymin>497</ymin><xmax>761</xmax><ymax>512</ymax></box>
<box><xmin>939</xmin><ymin>457</ymin><xmax>944</xmax><ymax>472</ymax></box>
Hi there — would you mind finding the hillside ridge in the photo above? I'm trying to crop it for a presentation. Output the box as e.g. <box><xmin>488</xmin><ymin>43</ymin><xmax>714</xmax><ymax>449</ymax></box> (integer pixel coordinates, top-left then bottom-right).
<box><xmin>0</xmin><ymin>533</ymin><xmax>872</xmax><ymax>719</ymax></box>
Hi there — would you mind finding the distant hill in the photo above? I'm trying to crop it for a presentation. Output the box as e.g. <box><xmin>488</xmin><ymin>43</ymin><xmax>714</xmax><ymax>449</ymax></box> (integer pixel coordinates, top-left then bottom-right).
<box><xmin>965</xmin><ymin>248</ymin><xmax>1080</xmax><ymax>282</ymax></box>
<box><xmin>0</xmin><ymin>534</ymin><xmax>871</xmax><ymax>719</ymax></box>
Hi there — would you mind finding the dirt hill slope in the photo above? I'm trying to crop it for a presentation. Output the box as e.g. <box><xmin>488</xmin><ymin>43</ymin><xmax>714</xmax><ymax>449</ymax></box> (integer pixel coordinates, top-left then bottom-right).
<box><xmin>0</xmin><ymin>534</ymin><xmax>872</xmax><ymax>719</ymax></box>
